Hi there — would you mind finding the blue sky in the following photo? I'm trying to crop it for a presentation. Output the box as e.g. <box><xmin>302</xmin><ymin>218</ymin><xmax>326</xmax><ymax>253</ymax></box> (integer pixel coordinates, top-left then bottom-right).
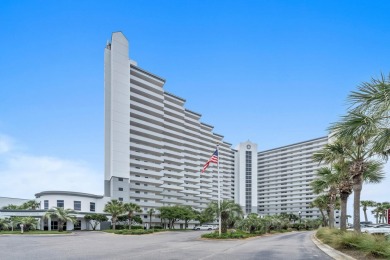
<box><xmin>0</xmin><ymin>1</ymin><xmax>389</xmax><ymax>220</ymax></box>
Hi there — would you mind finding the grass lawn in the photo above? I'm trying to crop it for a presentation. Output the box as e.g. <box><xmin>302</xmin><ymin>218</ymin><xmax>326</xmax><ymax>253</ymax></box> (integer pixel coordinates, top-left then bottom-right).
<box><xmin>0</xmin><ymin>230</ymin><xmax>72</xmax><ymax>235</ymax></box>
<box><xmin>103</xmin><ymin>228</ymin><xmax>194</xmax><ymax>235</ymax></box>
<box><xmin>316</xmin><ymin>228</ymin><xmax>390</xmax><ymax>259</ymax></box>
<box><xmin>201</xmin><ymin>228</ymin><xmax>301</xmax><ymax>239</ymax></box>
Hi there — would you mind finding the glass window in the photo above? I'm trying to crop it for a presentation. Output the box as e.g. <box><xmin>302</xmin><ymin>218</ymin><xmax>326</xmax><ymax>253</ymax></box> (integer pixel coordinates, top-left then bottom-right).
<box><xmin>74</xmin><ymin>201</ymin><xmax>81</xmax><ymax>211</ymax></box>
<box><xmin>90</xmin><ymin>202</ymin><xmax>95</xmax><ymax>212</ymax></box>
<box><xmin>118</xmin><ymin>178</ymin><xmax>123</xmax><ymax>181</ymax></box>
<box><xmin>44</xmin><ymin>200</ymin><xmax>49</xmax><ymax>210</ymax></box>
<box><xmin>57</xmin><ymin>200</ymin><xmax>64</xmax><ymax>208</ymax></box>
<box><xmin>119</xmin><ymin>187</ymin><xmax>123</xmax><ymax>191</ymax></box>
<box><xmin>119</xmin><ymin>197</ymin><xmax>123</xmax><ymax>201</ymax></box>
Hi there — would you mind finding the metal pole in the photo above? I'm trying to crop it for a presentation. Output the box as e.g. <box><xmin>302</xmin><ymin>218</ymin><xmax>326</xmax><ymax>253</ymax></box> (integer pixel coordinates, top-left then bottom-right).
<box><xmin>217</xmin><ymin>145</ymin><xmax>221</xmax><ymax>236</ymax></box>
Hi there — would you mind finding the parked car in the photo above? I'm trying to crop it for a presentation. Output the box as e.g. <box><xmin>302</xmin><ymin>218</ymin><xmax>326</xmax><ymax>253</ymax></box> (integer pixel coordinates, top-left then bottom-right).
<box><xmin>194</xmin><ymin>225</ymin><xmax>214</xmax><ymax>231</ymax></box>
<box><xmin>362</xmin><ymin>224</ymin><xmax>390</xmax><ymax>235</ymax></box>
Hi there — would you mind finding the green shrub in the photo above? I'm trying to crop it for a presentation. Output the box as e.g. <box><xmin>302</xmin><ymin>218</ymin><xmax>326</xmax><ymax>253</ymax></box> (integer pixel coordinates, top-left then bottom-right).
<box><xmin>130</xmin><ymin>225</ymin><xmax>143</xmax><ymax>230</ymax></box>
<box><xmin>113</xmin><ymin>229</ymin><xmax>154</xmax><ymax>235</ymax></box>
<box><xmin>316</xmin><ymin>228</ymin><xmax>390</xmax><ymax>258</ymax></box>
<box><xmin>152</xmin><ymin>226</ymin><xmax>163</xmax><ymax>229</ymax></box>
<box><xmin>201</xmin><ymin>230</ymin><xmax>256</xmax><ymax>239</ymax></box>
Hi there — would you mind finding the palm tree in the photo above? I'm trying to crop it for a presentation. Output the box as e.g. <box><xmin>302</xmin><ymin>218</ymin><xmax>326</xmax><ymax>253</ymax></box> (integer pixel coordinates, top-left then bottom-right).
<box><xmin>123</xmin><ymin>203</ymin><xmax>142</xmax><ymax>229</ymax></box>
<box><xmin>21</xmin><ymin>200</ymin><xmax>41</xmax><ymax>210</ymax></box>
<box><xmin>147</xmin><ymin>208</ymin><xmax>155</xmax><ymax>228</ymax></box>
<box><xmin>328</xmin><ymin>74</ymin><xmax>390</xmax><ymax>232</ymax></box>
<box><xmin>311</xmin><ymin>168</ymin><xmax>337</xmax><ymax>228</ymax></box>
<box><xmin>372</xmin><ymin>202</ymin><xmax>382</xmax><ymax>224</ymax></box>
<box><xmin>0</xmin><ymin>218</ymin><xmax>10</xmax><ymax>231</ymax></box>
<box><xmin>360</xmin><ymin>200</ymin><xmax>377</xmax><ymax>222</ymax></box>
<box><xmin>12</xmin><ymin>217</ymin><xmax>39</xmax><ymax>231</ymax></box>
<box><xmin>104</xmin><ymin>200</ymin><xmax>125</xmax><ymax>230</ymax></box>
<box><xmin>1</xmin><ymin>204</ymin><xmax>19</xmax><ymax>210</ymax></box>
<box><xmin>313</xmin><ymin>138</ymin><xmax>384</xmax><ymax>232</ymax></box>
<box><xmin>205</xmin><ymin>200</ymin><xmax>243</xmax><ymax>234</ymax></box>
<box><xmin>378</xmin><ymin>202</ymin><xmax>390</xmax><ymax>223</ymax></box>
<box><xmin>44</xmin><ymin>207</ymin><xmax>77</xmax><ymax>232</ymax></box>
<box><xmin>310</xmin><ymin>194</ymin><xmax>330</xmax><ymax>227</ymax></box>
<box><xmin>338</xmin><ymin>73</ymin><xmax>390</xmax><ymax>156</ymax></box>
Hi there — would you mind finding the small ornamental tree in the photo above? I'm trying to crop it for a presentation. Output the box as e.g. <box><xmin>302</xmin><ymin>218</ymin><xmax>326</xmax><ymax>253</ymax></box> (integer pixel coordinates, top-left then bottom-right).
<box><xmin>123</xmin><ymin>203</ymin><xmax>142</xmax><ymax>230</ymax></box>
<box><xmin>44</xmin><ymin>207</ymin><xmax>77</xmax><ymax>232</ymax></box>
<box><xmin>180</xmin><ymin>206</ymin><xmax>196</xmax><ymax>229</ymax></box>
<box><xmin>104</xmin><ymin>200</ymin><xmax>125</xmax><ymax>230</ymax></box>
<box><xmin>84</xmin><ymin>214</ymin><xmax>108</xmax><ymax>230</ymax></box>
<box><xmin>0</xmin><ymin>218</ymin><xmax>11</xmax><ymax>231</ymax></box>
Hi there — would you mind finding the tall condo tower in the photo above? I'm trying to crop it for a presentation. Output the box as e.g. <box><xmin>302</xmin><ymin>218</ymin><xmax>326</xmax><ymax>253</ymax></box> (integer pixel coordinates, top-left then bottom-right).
<box><xmin>104</xmin><ymin>32</ymin><xmax>235</xmax><ymax>220</ymax></box>
<box><xmin>104</xmin><ymin>32</ymin><xmax>131</xmax><ymax>201</ymax></box>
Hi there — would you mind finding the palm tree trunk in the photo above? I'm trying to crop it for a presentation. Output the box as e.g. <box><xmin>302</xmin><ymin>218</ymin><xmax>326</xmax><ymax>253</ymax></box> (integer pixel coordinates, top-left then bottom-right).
<box><xmin>329</xmin><ymin>205</ymin><xmax>335</xmax><ymax>228</ymax></box>
<box><xmin>353</xmin><ymin>175</ymin><xmax>363</xmax><ymax>233</ymax></box>
<box><xmin>340</xmin><ymin>193</ymin><xmax>349</xmax><ymax>231</ymax></box>
<box><xmin>149</xmin><ymin>215</ymin><xmax>152</xmax><ymax>228</ymax></box>
<box><xmin>113</xmin><ymin>219</ymin><xmax>116</xmax><ymax>230</ymax></box>
<box><xmin>363</xmin><ymin>208</ymin><xmax>368</xmax><ymax>222</ymax></box>
<box><xmin>326</xmin><ymin>209</ymin><xmax>330</xmax><ymax>227</ymax></box>
<box><xmin>129</xmin><ymin>216</ymin><xmax>132</xmax><ymax>230</ymax></box>
<box><xmin>319</xmin><ymin>209</ymin><xmax>326</xmax><ymax>227</ymax></box>
<box><xmin>59</xmin><ymin>220</ymin><xmax>63</xmax><ymax>232</ymax></box>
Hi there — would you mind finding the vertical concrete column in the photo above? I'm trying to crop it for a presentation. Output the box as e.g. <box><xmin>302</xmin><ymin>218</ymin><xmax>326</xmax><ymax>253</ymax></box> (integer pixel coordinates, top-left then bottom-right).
<box><xmin>48</xmin><ymin>217</ymin><xmax>51</xmax><ymax>231</ymax></box>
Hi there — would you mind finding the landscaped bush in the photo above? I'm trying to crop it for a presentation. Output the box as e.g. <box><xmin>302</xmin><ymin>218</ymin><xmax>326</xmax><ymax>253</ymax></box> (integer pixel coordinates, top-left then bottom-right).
<box><xmin>291</xmin><ymin>223</ymin><xmax>306</xmax><ymax>230</ymax></box>
<box><xmin>111</xmin><ymin>224</ymin><xmax>127</xmax><ymax>230</ymax></box>
<box><xmin>152</xmin><ymin>226</ymin><xmax>163</xmax><ymax>229</ymax></box>
<box><xmin>202</xmin><ymin>230</ymin><xmax>256</xmax><ymax>239</ymax></box>
<box><xmin>316</xmin><ymin>228</ymin><xmax>390</xmax><ymax>258</ymax></box>
<box><xmin>130</xmin><ymin>225</ymin><xmax>143</xmax><ymax>230</ymax></box>
<box><xmin>114</xmin><ymin>229</ymin><xmax>155</xmax><ymax>235</ymax></box>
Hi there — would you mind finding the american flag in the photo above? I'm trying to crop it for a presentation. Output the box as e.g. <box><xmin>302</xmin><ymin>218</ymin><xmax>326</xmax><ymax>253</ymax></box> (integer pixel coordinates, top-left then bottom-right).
<box><xmin>201</xmin><ymin>149</ymin><xmax>218</xmax><ymax>173</ymax></box>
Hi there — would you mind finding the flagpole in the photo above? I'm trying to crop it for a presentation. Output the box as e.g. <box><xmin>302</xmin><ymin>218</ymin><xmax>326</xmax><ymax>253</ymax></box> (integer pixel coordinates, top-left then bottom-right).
<box><xmin>217</xmin><ymin>144</ymin><xmax>221</xmax><ymax>236</ymax></box>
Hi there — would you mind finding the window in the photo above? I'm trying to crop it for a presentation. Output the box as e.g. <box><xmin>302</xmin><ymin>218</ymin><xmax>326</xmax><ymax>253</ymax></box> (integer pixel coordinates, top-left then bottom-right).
<box><xmin>57</xmin><ymin>200</ymin><xmax>64</xmax><ymax>208</ymax></box>
<box><xmin>44</xmin><ymin>200</ymin><xmax>49</xmax><ymax>210</ymax></box>
<box><xmin>118</xmin><ymin>178</ymin><xmax>123</xmax><ymax>181</ymax></box>
<box><xmin>74</xmin><ymin>201</ymin><xmax>81</xmax><ymax>211</ymax></box>
<box><xmin>119</xmin><ymin>187</ymin><xmax>123</xmax><ymax>191</ymax></box>
<box><xmin>90</xmin><ymin>202</ymin><xmax>95</xmax><ymax>212</ymax></box>
<box><xmin>119</xmin><ymin>197</ymin><xmax>123</xmax><ymax>202</ymax></box>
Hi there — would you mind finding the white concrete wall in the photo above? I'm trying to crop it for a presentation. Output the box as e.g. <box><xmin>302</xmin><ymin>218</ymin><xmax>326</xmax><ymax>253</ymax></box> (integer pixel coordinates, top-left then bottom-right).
<box><xmin>105</xmin><ymin>32</ymin><xmax>131</xmax><ymax>181</ymax></box>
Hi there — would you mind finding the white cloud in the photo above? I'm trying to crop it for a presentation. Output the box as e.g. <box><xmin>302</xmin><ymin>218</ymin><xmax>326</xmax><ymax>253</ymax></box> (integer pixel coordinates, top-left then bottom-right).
<box><xmin>0</xmin><ymin>134</ymin><xmax>103</xmax><ymax>199</ymax></box>
<box><xmin>0</xmin><ymin>134</ymin><xmax>13</xmax><ymax>154</ymax></box>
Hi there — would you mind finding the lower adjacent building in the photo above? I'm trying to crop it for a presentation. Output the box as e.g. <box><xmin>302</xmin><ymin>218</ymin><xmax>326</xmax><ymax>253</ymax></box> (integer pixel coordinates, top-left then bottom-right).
<box><xmin>0</xmin><ymin>31</ymin><xmax>338</xmax><ymax>230</ymax></box>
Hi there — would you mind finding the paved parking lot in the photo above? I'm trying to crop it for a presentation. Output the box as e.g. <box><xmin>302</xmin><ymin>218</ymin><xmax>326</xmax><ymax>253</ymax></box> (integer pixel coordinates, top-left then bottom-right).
<box><xmin>1</xmin><ymin>230</ymin><xmax>332</xmax><ymax>260</ymax></box>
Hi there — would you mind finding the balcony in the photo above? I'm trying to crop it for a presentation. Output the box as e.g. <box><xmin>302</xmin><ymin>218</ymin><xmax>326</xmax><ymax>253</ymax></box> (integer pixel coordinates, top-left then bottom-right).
<box><xmin>129</xmin><ymin>183</ymin><xmax>163</xmax><ymax>192</ymax></box>
<box><xmin>130</xmin><ymin>151</ymin><xmax>163</xmax><ymax>163</ymax></box>
<box><xmin>130</xmin><ymin>167</ymin><xmax>163</xmax><ymax>178</ymax></box>
<box><xmin>161</xmin><ymin>176</ymin><xmax>184</xmax><ymax>184</ymax></box>
<box><xmin>131</xmin><ymin>176</ymin><xmax>163</xmax><ymax>185</ymax></box>
<box><xmin>159</xmin><ymin>183</ymin><xmax>184</xmax><ymax>191</ymax></box>
<box><xmin>130</xmin><ymin>192</ymin><xmax>163</xmax><ymax>200</ymax></box>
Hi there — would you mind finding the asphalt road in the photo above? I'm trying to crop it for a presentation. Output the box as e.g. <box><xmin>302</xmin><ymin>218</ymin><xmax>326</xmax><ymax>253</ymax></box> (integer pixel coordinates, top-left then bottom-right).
<box><xmin>0</xmin><ymin>230</ymin><xmax>333</xmax><ymax>260</ymax></box>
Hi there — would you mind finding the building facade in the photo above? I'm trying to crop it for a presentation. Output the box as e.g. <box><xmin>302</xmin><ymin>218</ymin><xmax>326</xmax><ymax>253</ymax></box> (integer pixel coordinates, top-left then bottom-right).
<box><xmin>0</xmin><ymin>32</ymin><xmax>335</xmax><ymax>230</ymax></box>
<box><xmin>104</xmin><ymin>32</ymin><xmax>235</xmax><ymax>223</ymax></box>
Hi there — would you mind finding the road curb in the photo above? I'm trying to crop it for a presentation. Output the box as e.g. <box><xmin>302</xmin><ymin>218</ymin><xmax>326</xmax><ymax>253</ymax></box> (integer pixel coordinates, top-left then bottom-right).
<box><xmin>311</xmin><ymin>234</ymin><xmax>356</xmax><ymax>260</ymax></box>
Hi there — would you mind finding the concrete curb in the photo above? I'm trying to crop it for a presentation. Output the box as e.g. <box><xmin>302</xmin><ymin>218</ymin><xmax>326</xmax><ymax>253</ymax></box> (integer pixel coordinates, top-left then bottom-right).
<box><xmin>311</xmin><ymin>234</ymin><xmax>356</xmax><ymax>260</ymax></box>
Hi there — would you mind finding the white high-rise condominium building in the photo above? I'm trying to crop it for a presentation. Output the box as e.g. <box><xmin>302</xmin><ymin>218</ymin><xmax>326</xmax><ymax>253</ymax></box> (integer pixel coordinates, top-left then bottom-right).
<box><xmin>257</xmin><ymin>137</ymin><xmax>328</xmax><ymax>218</ymax></box>
<box><xmin>103</xmin><ymin>31</ymin><xmax>329</xmax><ymax>222</ymax></box>
<box><xmin>0</xmin><ymin>32</ymin><xmax>336</xmax><ymax>230</ymax></box>
<box><xmin>104</xmin><ymin>32</ymin><xmax>235</xmax><ymax>219</ymax></box>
